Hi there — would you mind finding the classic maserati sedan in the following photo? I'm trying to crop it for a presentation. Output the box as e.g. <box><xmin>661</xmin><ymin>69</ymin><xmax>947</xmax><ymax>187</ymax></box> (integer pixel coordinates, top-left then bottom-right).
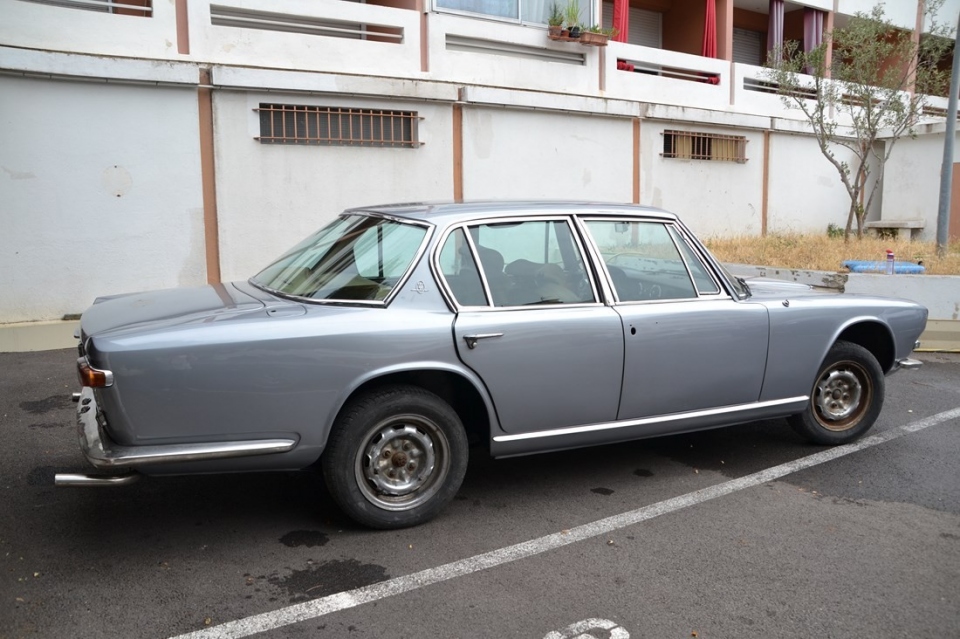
<box><xmin>58</xmin><ymin>202</ymin><xmax>927</xmax><ymax>528</ymax></box>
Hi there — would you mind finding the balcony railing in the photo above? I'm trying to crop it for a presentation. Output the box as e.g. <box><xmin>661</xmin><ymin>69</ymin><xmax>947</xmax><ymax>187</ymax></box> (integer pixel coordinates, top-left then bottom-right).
<box><xmin>16</xmin><ymin>0</ymin><xmax>151</xmax><ymax>16</ymax></box>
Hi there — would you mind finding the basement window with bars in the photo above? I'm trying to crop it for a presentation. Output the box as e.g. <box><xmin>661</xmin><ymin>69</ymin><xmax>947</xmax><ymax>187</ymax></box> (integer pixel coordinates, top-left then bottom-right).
<box><xmin>256</xmin><ymin>104</ymin><xmax>422</xmax><ymax>148</ymax></box>
<box><xmin>662</xmin><ymin>130</ymin><xmax>747</xmax><ymax>163</ymax></box>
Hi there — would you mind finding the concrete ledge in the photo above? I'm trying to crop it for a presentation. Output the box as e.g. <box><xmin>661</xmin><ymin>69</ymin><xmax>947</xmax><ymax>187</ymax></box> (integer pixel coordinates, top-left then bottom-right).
<box><xmin>917</xmin><ymin>320</ymin><xmax>960</xmax><ymax>353</ymax></box>
<box><xmin>0</xmin><ymin>320</ymin><xmax>78</xmax><ymax>353</ymax></box>
<box><xmin>723</xmin><ymin>264</ymin><xmax>847</xmax><ymax>291</ymax></box>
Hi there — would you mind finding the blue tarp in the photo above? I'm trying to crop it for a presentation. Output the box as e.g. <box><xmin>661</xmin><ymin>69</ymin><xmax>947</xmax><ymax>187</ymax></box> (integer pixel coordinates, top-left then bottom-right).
<box><xmin>842</xmin><ymin>260</ymin><xmax>925</xmax><ymax>274</ymax></box>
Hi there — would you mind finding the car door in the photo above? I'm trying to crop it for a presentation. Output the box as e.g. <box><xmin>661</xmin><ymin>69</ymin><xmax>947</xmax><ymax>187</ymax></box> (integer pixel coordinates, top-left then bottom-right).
<box><xmin>581</xmin><ymin>218</ymin><xmax>769</xmax><ymax>420</ymax></box>
<box><xmin>436</xmin><ymin>217</ymin><xmax>624</xmax><ymax>435</ymax></box>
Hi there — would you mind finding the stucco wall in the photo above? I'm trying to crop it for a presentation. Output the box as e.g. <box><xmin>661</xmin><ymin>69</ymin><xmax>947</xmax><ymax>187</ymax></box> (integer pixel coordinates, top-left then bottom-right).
<box><xmin>638</xmin><ymin>121</ymin><xmax>764</xmax><ymax>237</ymax></box>
<box><xmin>882</xmin><ymin>131</ymin><xmax>959</xmax><ymax>241</ymax></box>
<box><xmin>0</xmin><ymin>76</ymin><xmax>205</xmax><ymax>323</ymax></box>
<box><xmin>765</xmin><ymin>132</ymin><xmax>862</xmax><ymax>236</ymax></box>
<box><xmin>212</xmin><ymin>91</ymin><xmax>455</xmax><ymax>282</ymax></box>
<box><xmin>460</xmin><ymin>108</ymin><xmax>634</xmax><ymax>202</ymax></box>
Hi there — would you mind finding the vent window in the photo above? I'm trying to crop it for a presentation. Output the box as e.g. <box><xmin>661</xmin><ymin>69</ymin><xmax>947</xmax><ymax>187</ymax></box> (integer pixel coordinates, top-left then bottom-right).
<box><xmin>256</xmin><ymin>104</ymin><xmax>422</xmax><ymax>148</ymax></box>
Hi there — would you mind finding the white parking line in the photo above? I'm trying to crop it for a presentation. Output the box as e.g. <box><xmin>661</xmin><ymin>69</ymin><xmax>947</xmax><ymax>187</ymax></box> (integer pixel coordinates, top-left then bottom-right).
<box><xmin>171</xmin><ymin>407</ymin><xmax>960</xmax><ymax>639</ymax></box>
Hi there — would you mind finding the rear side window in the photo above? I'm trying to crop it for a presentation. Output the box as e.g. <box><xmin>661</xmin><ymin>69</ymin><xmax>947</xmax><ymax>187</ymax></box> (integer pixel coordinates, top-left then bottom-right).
<box><xmin>467</xmin><ymin>220</ymin><xmax>595</xmax><ymax>307</ymax></box>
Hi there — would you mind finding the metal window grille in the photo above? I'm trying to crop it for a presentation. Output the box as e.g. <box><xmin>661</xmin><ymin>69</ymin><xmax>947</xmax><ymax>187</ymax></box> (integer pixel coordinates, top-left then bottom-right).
<box><xmin>255</xmin><ymin>104</ymin><xmax>422</xmax><ymax>148</ymax></box>
<box><xmin>17</xmin><ymin>0</ymin><xmax>152</xmax><ymax>16</ymax></box>
<box><xmin>661</xmin><ymin>130</ymin><xmax>747</xmax><ymax>163</ymax></box>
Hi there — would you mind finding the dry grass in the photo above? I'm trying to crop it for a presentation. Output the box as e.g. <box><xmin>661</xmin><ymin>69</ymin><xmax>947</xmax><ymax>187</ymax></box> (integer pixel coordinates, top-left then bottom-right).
<box><xmin>702</xmin><ymin>233</ymin><xmax>960</xmax><ymax>275</ymax></box>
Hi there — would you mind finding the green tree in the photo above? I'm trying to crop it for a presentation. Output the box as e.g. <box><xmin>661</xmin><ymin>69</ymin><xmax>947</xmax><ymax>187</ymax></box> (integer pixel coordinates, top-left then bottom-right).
<box><xmin>765</xmin><ymin>3</ymin><xmax>952</xmax><ymax>240</ymax></box>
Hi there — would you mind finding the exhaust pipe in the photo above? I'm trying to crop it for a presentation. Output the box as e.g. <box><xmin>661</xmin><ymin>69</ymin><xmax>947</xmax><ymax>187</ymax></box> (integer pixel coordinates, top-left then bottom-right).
<box><xmin>55</xmin><ymin>472</ymin><xmax>140</xmax><ymax>487</ymax></box>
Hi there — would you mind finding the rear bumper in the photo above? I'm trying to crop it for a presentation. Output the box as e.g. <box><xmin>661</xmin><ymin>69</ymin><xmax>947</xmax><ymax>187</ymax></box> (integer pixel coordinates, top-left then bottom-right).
<box><xmin>56</xmin><ymin>387</ymin><xmax>299</xmax><ymax>485</ymax></box>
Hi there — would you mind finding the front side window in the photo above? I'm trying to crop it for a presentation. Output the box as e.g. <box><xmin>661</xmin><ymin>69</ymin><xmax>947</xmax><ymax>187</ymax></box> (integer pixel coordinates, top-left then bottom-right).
<box><xmin>252</xmin><ymin>215</ymin><xmax>428</xmax><ymax>302</ymax></box>
<box><xmin>462</xmin><ymin>219</ymin><xmax>595</xmax><ymax>307</ymax></box>
<box><xmin>585</xmin><ymin>220</ymin><xmax>697</xmax><ymax>302</ymax></box>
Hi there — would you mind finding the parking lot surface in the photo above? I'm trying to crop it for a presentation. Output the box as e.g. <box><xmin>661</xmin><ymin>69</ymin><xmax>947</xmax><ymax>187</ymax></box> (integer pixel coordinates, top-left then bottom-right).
<box><xmin>2</xmin><ymin>349</ymin><xmax>959</xmax><ymax>638</ymax></box>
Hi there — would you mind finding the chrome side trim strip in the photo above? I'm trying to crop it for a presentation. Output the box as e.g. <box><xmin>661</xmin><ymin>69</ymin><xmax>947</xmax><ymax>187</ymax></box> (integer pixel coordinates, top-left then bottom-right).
<box><xmin>492</xmin><ymin>396</ymin><xmax>808</xmax><ymax>443</ymax></box>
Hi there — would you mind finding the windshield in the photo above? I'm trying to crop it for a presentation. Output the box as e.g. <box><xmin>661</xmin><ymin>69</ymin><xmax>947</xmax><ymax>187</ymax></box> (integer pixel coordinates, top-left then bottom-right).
<box><xmin>251</xmin><ymin>215</ymin><xmax>429</xmax><ymax>302</ymax></box>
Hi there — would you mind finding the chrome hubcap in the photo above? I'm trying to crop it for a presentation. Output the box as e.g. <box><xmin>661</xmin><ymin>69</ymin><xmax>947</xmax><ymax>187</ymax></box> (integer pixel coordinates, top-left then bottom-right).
<box><xmin>814</xmin><ymin>365</ymin><xmax>865</xmax><ymax>430</ymax></box>
<box><xmin>355</xmin><ymin>416</ymin><xmax>447</xmax><ymax>512</ymax></box>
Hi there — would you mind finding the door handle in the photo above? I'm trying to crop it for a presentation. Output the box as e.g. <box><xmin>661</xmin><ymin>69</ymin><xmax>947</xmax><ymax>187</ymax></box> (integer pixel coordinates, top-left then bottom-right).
<box><xmin>463</xmin><ymin>333</ymin><xmax>504</xmax><ymax>349</ymax></box>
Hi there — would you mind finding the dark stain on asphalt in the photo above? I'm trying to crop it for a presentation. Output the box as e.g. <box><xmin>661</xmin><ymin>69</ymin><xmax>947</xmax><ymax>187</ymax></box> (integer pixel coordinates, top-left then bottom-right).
<box><xmin>269</xmin><ymin>559</ymin><xmax>389</xmax><ymax>603</ymax></box>
<box><xmin>941</xmin><ymin>532</ymin><xmax>960</xmax><ymax>540</ymax></box>
<box><xmin>280</xmin><ymin>530</ymin><xmax>330</xmax><ymax>548</ymax></box>
<box><xmin>28</xmin><ymin>422</ymin><xmax>65</xmax><ymax>429</ymax></box>
<box><xmin>633</xmin><ymin>468</ymin><xmax>654</xmax><ymax>477</ymax></box>
<box><xmin>591</xmin><ymin>487</ymin><xmax>614</xmax><ymax>496</ymax></box>
<box><xmin>26</xmin><ymin>466</ymin><xmax>74</xmax><ymax>486</ymax></box>
<box><xmin>20</xmin><ymin>395</ymin><xmax>70</xmax><ymax>414</ymax></box>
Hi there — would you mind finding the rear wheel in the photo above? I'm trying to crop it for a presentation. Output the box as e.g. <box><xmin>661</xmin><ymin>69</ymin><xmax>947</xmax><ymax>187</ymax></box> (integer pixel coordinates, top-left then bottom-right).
<box><xmin>788</xmin><ymin>340</ymin><xmax>884</xmax><ymax>445</ymax></box>
<box><xmin>321</xmin><ymin>385</ymin><xmax>468</xmax><ymax>529</ymax></box>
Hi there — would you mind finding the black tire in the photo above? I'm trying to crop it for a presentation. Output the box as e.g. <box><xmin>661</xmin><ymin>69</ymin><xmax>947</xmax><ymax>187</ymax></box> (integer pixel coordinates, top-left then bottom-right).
<box><xmin>321</xmin><ymin>385</ymin><xmax>468</xmax><ymax>529</ymax></box>
<box><xmin>787</xmin><ymin>340</ymin><xmax>885</xmax><ymax>445</ymax></box>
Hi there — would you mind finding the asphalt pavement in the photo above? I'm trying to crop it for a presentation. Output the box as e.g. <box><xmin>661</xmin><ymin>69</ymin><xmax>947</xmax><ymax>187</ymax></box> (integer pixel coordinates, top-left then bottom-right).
<box><xmin>1</xmin><ymin>348</ymin><xmax>959</xmax><ymax>639</ymax></box>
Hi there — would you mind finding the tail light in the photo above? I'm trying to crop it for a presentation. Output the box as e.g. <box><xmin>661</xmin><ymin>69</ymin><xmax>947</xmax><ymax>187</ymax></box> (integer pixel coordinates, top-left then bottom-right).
<box><xmin>77</xmin><ymin>358</ymin><xmax>114</xmax><ymax>388</ymax></box>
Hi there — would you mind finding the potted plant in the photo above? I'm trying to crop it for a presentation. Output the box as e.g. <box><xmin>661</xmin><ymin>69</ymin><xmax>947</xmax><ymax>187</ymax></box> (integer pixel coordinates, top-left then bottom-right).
<box><xmin>580</xmin><ymin>24</ymin><xmax>616</xmax><ymax>46</ymax></box>
<box><xmin>564</xmin><ymin>0</ymin><xmax>581</xmax><ymax>39</ymax></box>
<box><xmin>547</xmin><ymin>3</ymin><xmax>564</xmax><ymax>39</ymax></box>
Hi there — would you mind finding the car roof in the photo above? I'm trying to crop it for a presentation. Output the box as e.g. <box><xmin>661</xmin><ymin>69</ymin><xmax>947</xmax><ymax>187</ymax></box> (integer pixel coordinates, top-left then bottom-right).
<box><xmin>343</xmin><ymin>201</ymin><xmax>679</xmax><ymax>225</ymax></box>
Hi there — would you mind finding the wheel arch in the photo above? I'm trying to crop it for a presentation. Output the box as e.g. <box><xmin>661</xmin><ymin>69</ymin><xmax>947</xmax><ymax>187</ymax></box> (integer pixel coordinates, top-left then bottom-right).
<box><xmin>327</xmin><ymin>364</ymin><xmax>494</xmax><ymax>453</ymax></box>
<box><xmin>834</xmin><ymin>319</ymin><xmax>896</xmax><ymax>373</ymax></box>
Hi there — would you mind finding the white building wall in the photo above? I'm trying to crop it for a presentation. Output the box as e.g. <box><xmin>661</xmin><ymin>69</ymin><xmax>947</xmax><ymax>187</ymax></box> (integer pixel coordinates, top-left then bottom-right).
<box><xmin>882</xmin><ymin>129</ymin><xmax>959</xmax><ymax>241</ymax></box>
<box><xmin>212</xmin><ymin>91</ymin><xmax>456</xmax><ymax>282</ymax></box>
<box><xmin>638</xmin><ymin>122</ymin><xmax>764</xmax><ymax>237</ymax></box>
<box><xmin>0</xmin><ymin>76</ymin><xmax>205</xmax><ymax>323</ymax></box>
<box><xmin>766</xmin><ymin>132</ymin><xmax>858</xmax><ymax>235</ymax></box>
<box><xmin>188</xmin><ymin>0</ymin><xmax>423</xmax><ymax>78</ymax></box>
<box><xmin>836</xmin><ymin>0</ymin><xmax>919</xmax><ymax>30</ymax></box>
<box><xmin>0</xmin><ymin>0</ymin><xmax>179</xmax><ymax>60</ymax></box>
<box><xmin>461</xmin><ymin>108</ymin><xmax>634</xmax><ymax>201</ymax></box>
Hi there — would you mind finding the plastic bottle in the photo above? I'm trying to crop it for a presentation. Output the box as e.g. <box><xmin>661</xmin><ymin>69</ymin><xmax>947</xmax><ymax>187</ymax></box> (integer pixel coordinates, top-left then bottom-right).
<box><xmin>885</xmin><ymin>249</ymin><xmax>895</xmax><ymax>275</ymax></box>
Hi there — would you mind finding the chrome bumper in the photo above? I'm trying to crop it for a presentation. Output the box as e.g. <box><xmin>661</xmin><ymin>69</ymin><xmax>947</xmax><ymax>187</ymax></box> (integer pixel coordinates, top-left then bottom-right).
<box><xmin>892</xmin><ymin>358</ymin><xmax>923</xmax><ymax>373</ymax></box>
<box><xmin>55</xmin><ymin>387</ymin><xmax>298</xmax><ymax>486</ymax></box>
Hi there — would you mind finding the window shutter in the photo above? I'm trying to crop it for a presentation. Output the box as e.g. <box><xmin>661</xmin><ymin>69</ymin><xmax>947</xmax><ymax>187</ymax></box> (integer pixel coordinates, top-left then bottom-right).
<box><xmin>732</xmin><ymin>28</ymin><xmax>763</xmax><ymax>66</ymax></box>
<box><xmin>602</xmin><ymin>3</ymin><xmax>661</xmax><ymax>48</ymax></box>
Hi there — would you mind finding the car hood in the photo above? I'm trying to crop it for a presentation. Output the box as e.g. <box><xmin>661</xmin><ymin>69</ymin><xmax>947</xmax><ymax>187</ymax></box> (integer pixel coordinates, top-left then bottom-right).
<box><xmin>80</xmin><ymin>282</ymin><xmax>269</xmax><ymax>339</ymax></box>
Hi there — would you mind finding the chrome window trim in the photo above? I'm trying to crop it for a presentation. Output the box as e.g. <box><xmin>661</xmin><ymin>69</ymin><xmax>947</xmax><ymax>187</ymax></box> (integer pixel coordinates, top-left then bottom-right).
<box><xmin>430</xmin><ymin>214</ymin><xmax>603</xmax><ymax>312</ymax></box>
<box><xmin>576</xmin><ymin>215</ymin><xmax>732</xmax><ymax>305</ymax></box>
<box><xmin>666</xmin><ymin>224</ymin><xmax>723</xmax><ymax>298</ymax></box>
<box><xmin>250</xmin><ymin>212</ymin><xmax>435</xmax><ymax>307</ymax></box>
<box><xmin>672</xmin><ymin>218</ymin><xmax>746</xmax><ymax>299</ymax></box>
<box><xmin>493</xmin><ymin>396</ymin><xmax>809</xmax><ymax>442</ymax></box>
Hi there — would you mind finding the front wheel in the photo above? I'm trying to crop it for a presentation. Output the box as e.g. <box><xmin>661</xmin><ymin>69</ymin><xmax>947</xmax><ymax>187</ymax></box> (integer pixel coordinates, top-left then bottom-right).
<box><xmin>788</xmin><ymin>340</ymin><xmax>884</xmax><ymax>445</ymax></box>
<box><xmin>321</xmin><ymin>385</ymin><xmax>468</xmax><ymax>529</ymax></box>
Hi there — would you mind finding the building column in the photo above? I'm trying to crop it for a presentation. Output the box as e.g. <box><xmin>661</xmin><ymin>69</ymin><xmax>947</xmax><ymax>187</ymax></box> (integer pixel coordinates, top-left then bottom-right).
<box><xmin>716</xmin><ymin>0</ymin><xmax>734</xmax><ymax>61</ymax></box>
